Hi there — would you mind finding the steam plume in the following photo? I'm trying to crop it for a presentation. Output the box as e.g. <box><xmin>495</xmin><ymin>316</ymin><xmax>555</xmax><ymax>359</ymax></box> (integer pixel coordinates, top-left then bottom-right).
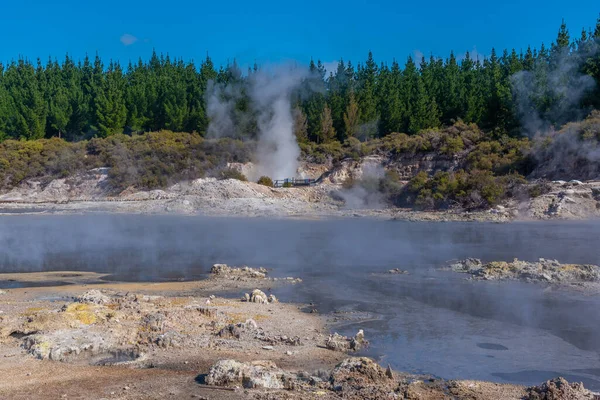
<box><xmin>510</xmin><ymin>42</ymin><xmax>600</xmax><ymax>179</ymax></box>
<box><xmin>510</xmin><ymin>44</ymin><xmax>598</xmax><ymax>136</ymax></box>
<box><xmin>206</xmin><ymin>65</ymin><xmax>309</xmax><ymax>180</ymax></box>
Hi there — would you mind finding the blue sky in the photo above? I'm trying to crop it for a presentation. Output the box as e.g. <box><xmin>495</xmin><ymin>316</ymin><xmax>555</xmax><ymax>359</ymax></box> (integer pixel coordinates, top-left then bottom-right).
<box><xmin>0</xmin><ymin>0</ymin><xmax>598</xmax><ymax>71</ymax></box>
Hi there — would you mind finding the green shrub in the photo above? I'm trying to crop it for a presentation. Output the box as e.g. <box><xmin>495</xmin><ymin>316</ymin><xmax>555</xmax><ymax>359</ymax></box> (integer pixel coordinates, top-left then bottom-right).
<box><xmin>219</xmin><ymin>168</ymin><xmax>247</xmax><ymax>181</ymax></box>
<box><xmin>257</xmin><ymin>176</ymin><xmax>274</xmax><ymax>187</ymax></box>
<box><xmin>403</xmin><ymin>168</ymin><xmax>523</xmax><ymax>210</ymax></box>
<box><xmin>0</xmin><ymin>132</ymin><xmax>255</xmax><ymax>192</ymax></box>
<box><xmin>528</xmin><ymin>182</ymin><xmax>552</xmax><ymax>198</ymax></box>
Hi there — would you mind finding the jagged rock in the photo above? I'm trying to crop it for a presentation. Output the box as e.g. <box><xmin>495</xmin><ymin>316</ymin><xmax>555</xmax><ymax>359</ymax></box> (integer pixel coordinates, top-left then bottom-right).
<box><xmin>24</xmin><ymin>330</ymin><xmax>112</xmax><ymax>361</ymax></box>
<box><xmin>155</xmin><ymin>331</ymin><xmax>185</xmax><ymax>348</ymax></box>
<box><xmin>354</xmin><ymin>330</ymin><xmax>366</xmax><ymax>347</ymax></box>
<box><xmin>330</xmin><ymin>357</ymin><xmax>393</xmax><ymax>394</ymax></box>
<box><xmin>326</xmin><ymin>333</ymin><xmax>351</xmax><ymax>351</ymax></box>
<box><xmin>76</xmin><ymin>290</ymin><xmax>111</xmax><ymax>305</ymax></box>
<box><xmin>210</xmin><ymin>264</ymin><xmax>229</xmax><ymax>274</ymax></box>
<box><xmin>262</xmin><ymin>335</ymin><xmax>301</xmax><ymax>346</ymax></box>
<box><xmin>450</xmin><ymin>258</ymin><xmax>483</xmax><ymax>273</ymax></box>
<box><xmin>205</xmin><ymin>359</ymin><xmax>291</xmax><ymax>389</ymax></box>
<box><xmin>249</xmin><ymin>289</ymin><xmax>268</xmax><ymax>304</ymax></box>
<box><xmin>218</xmin><ymin>324</ymin><xmax>242</xmax><ymax>339</ymax></box>
<box><xmin>142</xmin><ymin>313</ymin><xmax>165</xmax><ymax>332</ymax></box>
<box><xmin>388</xmin><ymin>268</ymin><xmax>408</xmax><ymax>274</ymax></box>
<box><xmin>525</xmin><ymin>377</ymin><xmax>597</xmax><ymax>400</ymax></box>
<box><xmin>210</xmin><ymin>264</ymin><xmax>268</xmax><ymax>279</ymax></box>
<box><xmin>241</xmin><ymin>319</ymin><xmax>258</xmax><ymax>330</ymax></box>
<box><xmin>385</xmin><ymin>365</ymin><xmax>394</xmax><ymax>379</ymax></box>
<box><xmin>193</xmin><ymin>307</ymin><xmax>217</xmax><ymax>318</ymax></box>
<box><xmin>218</xmin><ymin>319</ymin><xmax>258</xmax><ymax>339</ymax></box>
<box><xmin>449</xmin><ymin>258</ymin><xmax>600</xmax><ymax>284</ymax></box>
<box><xmin>326</xmin><ymin>330</ymin><xmax>368</xmax><ymax>352</ymax></box>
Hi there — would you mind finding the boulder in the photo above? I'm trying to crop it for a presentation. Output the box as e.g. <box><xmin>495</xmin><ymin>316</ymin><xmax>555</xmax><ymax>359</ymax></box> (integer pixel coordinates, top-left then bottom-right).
<box><xmin>525</xmin><ymin>377</ymin><xmax>597</xmax><ymax>400</ymax></box>
<box><xmin>330</xmin><ymin>357</ymin><xmax>392</xmax><ymax>393</ymax></box>
<box><xmin>76</xmin><ymin>290</ymin><xmax>111</xmax><ymax>305</ymax></box>
<box><xmin>450</xmin><ymin>258</ymin><xmax>483</xmax><ymax>273</ymax></box>
<box><xmin>211</xmin><ymin>264</ymin><xmax>268</xmax><ymax>279</ymax></box>
<box><xmin>448</xmin><ymin>258</ymin><xmax>600</xmax><ymax>284</ymax></box>
<box><xmin>24</xmin><ymin>329</ymin><xmax>112</xmax><ymax>361</ymax></box>
<box><xmin>217</xmin><ymin>319</ymin><xmax>258</xmax><ymax>339</ymax></box>
<box><xmin>249</xmin><ymin>289</ymin><xmax>268</xmax><ymax>304</ymax></box>
<box><xmin>218</xmin><ymin>324</ymin><xmax>242</xmax><ymax>339</ymax></box>
<box><xmin>326</xmin><ymin>330</ymin><xmax>368</xmax><ymax>352</ymax></box>
<box><xmin>387</xmin><ymin>268</ymin><xmax>407</xmax><ymax>274</ymax></box>
<box><xmin>205</xmin><ymin>359</ymin><xmax>290</xmax><ymax>389</ymax></box>
<box><xmin>142</xmin><ymin>313</ymin><xmax>166</xmax><ymax>333</ymax></box>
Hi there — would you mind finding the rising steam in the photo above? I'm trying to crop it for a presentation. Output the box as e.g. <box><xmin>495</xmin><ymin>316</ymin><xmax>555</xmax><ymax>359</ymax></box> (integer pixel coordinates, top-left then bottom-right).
<box><xmin>511</xmin><ymin>45</ymin><xmax>598</xmax><ymax>136</ymax></box>
<box><xmin>510</xmin><ymin>43</ymin><xmax>600</xmax><ymax>179</ymax></box>
<box><xmin>206</xmin><ymin>65</ymin><xmax>308</xmax><ymax>180</ymax></box>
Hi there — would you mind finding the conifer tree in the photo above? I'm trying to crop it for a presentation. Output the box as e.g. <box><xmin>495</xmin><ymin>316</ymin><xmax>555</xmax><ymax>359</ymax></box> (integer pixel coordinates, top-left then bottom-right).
<box><xmin>292</xmin><ymin>106</ymin><xmax>308</xmax><ymax>143</ymax></box>
<box><xmin>319</xmin><ymin>104</ymin><xmax>336</xmax><ymax>143</ymax></box>
<box><xmin>95</xmin><ymin>62</ymin><xmax>127</xmax><ymax>137</ymax></box>
<box><xmin>343</xmin><ymin>90</ymin><xmax>360</xmax><ymax>139</ymax></box>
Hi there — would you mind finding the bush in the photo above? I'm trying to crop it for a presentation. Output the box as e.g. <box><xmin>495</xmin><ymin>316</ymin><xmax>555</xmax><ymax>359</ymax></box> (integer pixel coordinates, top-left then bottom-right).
<box><xmin>528</xmin><ymin>182</ymin><xmax>552</xmax><ymax>198</ymax></box>
<box><xmin>219</xmin><ymin>168</ymin><xmax>247</xmax><ymax>181</ymax></box>
<box><xmin>0</xmin><ymin>132</ymin><xmax>255</xmax><ymax>192</ymax></box>
<box><xmin>403</xmin><ymin>168</ymin><xmax>523</xmax><ymax>210</ymax></box>
<box><xmin>257</xmin><ymin>176</ymin><xmax>273</xmax><ymax>187</ymax></box>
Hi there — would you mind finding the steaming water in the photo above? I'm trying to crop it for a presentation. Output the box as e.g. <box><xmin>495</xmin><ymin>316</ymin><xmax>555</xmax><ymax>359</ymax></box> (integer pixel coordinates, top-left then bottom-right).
<box><xmin>1</xmin><ymin>215</ymin><xmax>600</xmax><ymax>388</ymax></box>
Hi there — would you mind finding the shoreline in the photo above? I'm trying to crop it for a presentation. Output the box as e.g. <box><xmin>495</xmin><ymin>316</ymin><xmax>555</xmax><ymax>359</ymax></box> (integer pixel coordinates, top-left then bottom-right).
<box><xmin>0</xmin><ymin>199</ymin><xmax>521</xmax><ymax>222</ymax></box>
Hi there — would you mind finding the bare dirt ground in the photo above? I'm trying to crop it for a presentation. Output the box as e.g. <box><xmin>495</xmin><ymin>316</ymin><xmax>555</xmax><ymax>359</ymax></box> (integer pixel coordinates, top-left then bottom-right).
<box><xmin>0</xmin><ymin>269</ymin><xmax>344</xmax><ymax>400</ymax></box>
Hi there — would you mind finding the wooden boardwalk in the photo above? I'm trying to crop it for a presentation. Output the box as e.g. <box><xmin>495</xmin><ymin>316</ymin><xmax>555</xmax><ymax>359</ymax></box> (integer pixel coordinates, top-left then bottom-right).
<box><xmin>273</xmin><ymin>178</ymin><xmax>317</xmax><ymax>188</ymax></box>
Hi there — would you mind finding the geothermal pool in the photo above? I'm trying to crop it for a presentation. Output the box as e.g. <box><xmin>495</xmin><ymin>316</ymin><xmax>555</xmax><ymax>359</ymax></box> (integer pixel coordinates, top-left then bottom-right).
<box><xmin>1</xmin><ymin>215</ymin><xmax>600</xmax><ymax>388</ymax></box>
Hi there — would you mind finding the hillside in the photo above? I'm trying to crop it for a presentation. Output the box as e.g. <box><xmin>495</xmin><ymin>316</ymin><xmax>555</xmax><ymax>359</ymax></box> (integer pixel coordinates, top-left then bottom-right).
<box><xmin>1</xmin><ymin>112</ymin><xmax>599</xmax><ymax>220</ymax></box>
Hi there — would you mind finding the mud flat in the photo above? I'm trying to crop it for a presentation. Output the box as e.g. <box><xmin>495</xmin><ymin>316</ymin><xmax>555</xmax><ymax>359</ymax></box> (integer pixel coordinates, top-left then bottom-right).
<box><xmin>0</xmin><ymin>265</ymin><xmax>597</xmax><ymax>399</ymax></box>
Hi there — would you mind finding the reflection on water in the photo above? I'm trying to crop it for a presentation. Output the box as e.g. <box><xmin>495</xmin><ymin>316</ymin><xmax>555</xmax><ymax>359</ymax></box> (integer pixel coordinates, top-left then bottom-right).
<box><xmin>1</xmin><ymin>215</ymin><xmax>600</xmax><ymax>388</ymax></box>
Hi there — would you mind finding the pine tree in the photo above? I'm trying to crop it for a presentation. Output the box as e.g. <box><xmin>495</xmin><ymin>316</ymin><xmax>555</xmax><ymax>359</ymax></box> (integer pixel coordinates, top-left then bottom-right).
<box><xmin>357</xmin><ymin>51</ymin><xmax>379</xmax><ymax>137</ymax></box>
<box><xmin>523</xmin><ymin>46</ymin><xmax>535</xmax><ymax>70</ymax></box>
<box><xmin>0</xmin><ymin>64</ymin><xmax>11</xmax><ymax>140</ymax></box>
<box><xmin>343</xmin><ymin>90</ymin><xmax>360</xmax><ymax>139</ymax></box>
<box><xmin>409</xmin><ymin>74</ymin><xmax>439</xmax><ymax>133</ymax></box>
<box><xmin>440</xmin><ymin>51</ymin><xmax>461</xmax><ymax>123</ymax></box>
<box><xmin>554</xmin><ymin>19</ymin><xmax>571</xmax><ymax>49</ymax></box>
<box><xmin>378</xmin><ymin>60</ymin><xmax>403</xmax><ymax>134</ymax></box>
<box><xmin>3</xmin><ymin>59</ymin><xmax>47</xmax><ymax>139</ymax></box>
<box><xmin>95</xmin><ymin>62</ymin><xmax>127</xmax><ymax>137</ymax></box>
<box><xmin>292</xmin><ymin>106</ymin><xmax>308</xmax><ymax>143</ymax></box>
<box><xmin>319</xmin><ymin>104</ymin><xmax>336</xmax><ymax>143</ymax></box>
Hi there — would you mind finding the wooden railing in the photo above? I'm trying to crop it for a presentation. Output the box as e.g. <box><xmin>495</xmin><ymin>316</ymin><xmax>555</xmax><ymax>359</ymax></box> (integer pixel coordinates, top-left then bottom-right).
<box><xmin>273</xmin><ymin>178</ymin><xmax>316</xmax><ymax>188</ymax></box>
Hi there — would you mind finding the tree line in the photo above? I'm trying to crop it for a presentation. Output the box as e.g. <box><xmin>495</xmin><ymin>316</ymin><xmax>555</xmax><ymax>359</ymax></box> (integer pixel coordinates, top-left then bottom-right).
<box><xmin>0</xmin><ymin>18</ymin><xmax>599</xmax><ymax>143</ymax></box>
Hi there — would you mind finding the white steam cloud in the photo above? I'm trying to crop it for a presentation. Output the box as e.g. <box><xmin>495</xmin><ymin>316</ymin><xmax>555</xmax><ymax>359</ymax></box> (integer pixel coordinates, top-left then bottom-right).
<box><xmin>511</xmin><ymin>45</ymin><xmax>598</xmax><ymax>137</ymax></box>
<box><xmin>206</xmin><ymin>65</ymin><xmax>308</xmax><ymax>180</ymax></box>
<box><xmin>510</xmin><ymin>41</ymin><xmax>600</xmax><ymax>180</ymax></box>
